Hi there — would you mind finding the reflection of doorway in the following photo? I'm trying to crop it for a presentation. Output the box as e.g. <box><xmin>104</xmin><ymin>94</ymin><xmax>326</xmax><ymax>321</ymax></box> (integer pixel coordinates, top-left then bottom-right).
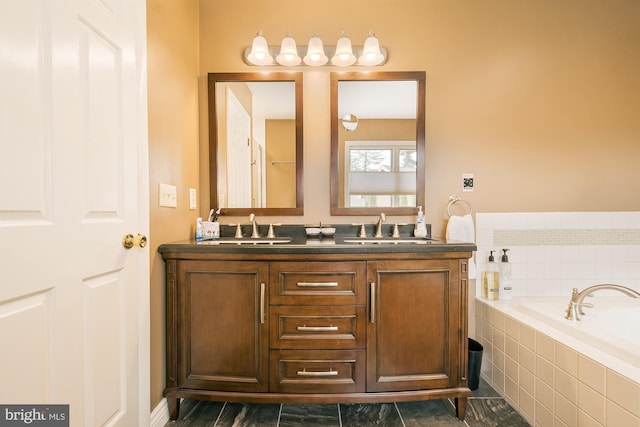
<box><xmin>226</xmin><ymin>88</ymin><xmax>252</xmax><ymax>208</ymax></box>
<box><xmin>252</xmin><ymin>140</ymin><xmax>266</xmax><ymax>208</ymax></box>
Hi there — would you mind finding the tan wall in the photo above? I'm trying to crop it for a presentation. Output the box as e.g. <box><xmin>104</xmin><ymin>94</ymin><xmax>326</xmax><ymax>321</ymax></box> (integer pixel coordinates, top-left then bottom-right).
<box><xmin>198</xmin><ymin>0</ymin><xmax>640</xmax><ymax>231</ymax></box>
<box><xmin>147</xmin><ymin>0</ymin><xmax>200</xmax><ymax>410</ymax></box>
<box><xmin>147</xmin><ymin>0</ymin><xmax>640</xmax><ymax>410</ymax></box>
<box><xmin>266</xmin><ymin>119</ymin><xmax>296</xmax><ymax>207</ymax></box>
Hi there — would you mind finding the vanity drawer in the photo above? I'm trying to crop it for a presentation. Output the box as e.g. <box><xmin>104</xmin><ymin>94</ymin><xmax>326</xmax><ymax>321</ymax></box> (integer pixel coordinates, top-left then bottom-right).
<box><xmin>270</xmin><ymin>261</ymin><xmax>366</xmax><ymax>305</ymax></box>
<box><xmin>270</xmin><ymin>349</ymin><xmax>365</xmax><ymax>393</ymax></box>
<box><xmin>270</xmin><ymin>305</ymin><xmax>366</xmax><ymax>349</ymax></box>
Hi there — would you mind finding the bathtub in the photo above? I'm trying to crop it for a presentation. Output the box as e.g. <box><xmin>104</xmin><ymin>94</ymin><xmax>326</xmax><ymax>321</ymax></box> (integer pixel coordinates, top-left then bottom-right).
<box><xmin>476</xmin><ymin>296</ymin><xmax>640</xmax><ymax>426</ymax></box>
<box><xmin>516</xmin><ymin>296</ymin><xmax>640</xmax><ymax>369</ymax></box>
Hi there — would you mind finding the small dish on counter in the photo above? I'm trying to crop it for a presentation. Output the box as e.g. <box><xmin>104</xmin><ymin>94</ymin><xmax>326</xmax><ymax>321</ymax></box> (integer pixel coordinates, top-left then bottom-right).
<box><xmin>305</xmin><ymin>227</ymin><xmax>321</xmax><ymax>237</ymax></box>
<box><xmin>320</xmin><ymin>227</ymin><xmax>336</xmax><ymax>237</ymax></box>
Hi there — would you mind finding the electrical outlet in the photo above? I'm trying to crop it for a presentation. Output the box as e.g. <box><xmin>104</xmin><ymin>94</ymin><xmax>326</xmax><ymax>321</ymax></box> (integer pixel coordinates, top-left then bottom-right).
<box><xmin>159</xmin><ymin>183</ymin><xmax>177</xmax><ymax>207</ymax></box>
<box><xmin>463</xmin><ymin>173</ymin><xmax>474</xmax><ymax>192</ymax></box>
<box><xmin>189</xmin><ymin>188</ymin><xmax>197</xmax><ymax>210</ymax></box>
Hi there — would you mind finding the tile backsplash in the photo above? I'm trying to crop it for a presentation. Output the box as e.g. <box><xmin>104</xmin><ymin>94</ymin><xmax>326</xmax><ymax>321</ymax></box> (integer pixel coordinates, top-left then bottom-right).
<box><xmin>475</xmin><ymin>212</ymin><xmax>640</xmax><ymax>297</ymax></box>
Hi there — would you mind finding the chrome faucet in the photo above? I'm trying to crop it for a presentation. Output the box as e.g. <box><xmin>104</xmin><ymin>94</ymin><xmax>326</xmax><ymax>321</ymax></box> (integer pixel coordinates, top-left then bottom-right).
<box><xmin>374</xmin><ymin>213</ymin><xmax>386</xmax><ymax>238</ymax></box>
<box><xmin>565</xmin><ymin>284</ymin><xmax>640</xmax><ymax>320</ymax></box>
<box><xmin>249</xmin><ymin>213</ymin><xmax>260</xmax><ymax>238</ymax></box>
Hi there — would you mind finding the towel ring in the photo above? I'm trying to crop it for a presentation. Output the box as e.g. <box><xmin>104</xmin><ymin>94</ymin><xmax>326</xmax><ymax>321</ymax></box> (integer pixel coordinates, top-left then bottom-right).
<box><xmin>447</xmin><ymin>195</ymin><xmax>472</xmax><ymax>217</ymax></box>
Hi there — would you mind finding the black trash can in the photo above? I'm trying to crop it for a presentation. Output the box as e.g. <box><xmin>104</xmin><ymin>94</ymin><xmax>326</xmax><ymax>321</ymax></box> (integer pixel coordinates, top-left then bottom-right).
<box><xmin>468</xmin><ymin>338</ymin><xmax>483</xmax><ymax>391</ymax></box>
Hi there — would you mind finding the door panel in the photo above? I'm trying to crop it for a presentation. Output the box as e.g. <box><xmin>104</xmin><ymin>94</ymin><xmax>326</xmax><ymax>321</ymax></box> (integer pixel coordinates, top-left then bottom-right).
<box><xmin>0</xmin><ymin>0</ymin><xmax>148</xmax><ymax>425</ymax></box>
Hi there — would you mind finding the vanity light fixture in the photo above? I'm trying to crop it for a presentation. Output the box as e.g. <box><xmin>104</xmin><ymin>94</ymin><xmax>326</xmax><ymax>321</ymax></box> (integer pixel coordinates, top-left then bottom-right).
<box><xmin>245</xmin><ymin>30</ymin><xmax>387</xmax><ymax>67</ymax></box>
<box><xmin>331</xmin><ymin>32</ymin><xmax>356</xmax><ymax>66</ymax></box>
<box><xmin>303</xmin><ymin>32</ymin><xmax>328</xmax><ymax>66</ymax></box>
<box><xmin>358</xmin><ymin>30</ymin><xmax>385</xmax><ymax>66</ymax></box>
<box><xmin>276</xmin><ymin>32</ymin><xmax>301</xmax><ymax>66</ymax></box>
<box><xmin>246</xmin><ymin>29</ymin><xmax>273</xmax><ymax>66</ymax></box>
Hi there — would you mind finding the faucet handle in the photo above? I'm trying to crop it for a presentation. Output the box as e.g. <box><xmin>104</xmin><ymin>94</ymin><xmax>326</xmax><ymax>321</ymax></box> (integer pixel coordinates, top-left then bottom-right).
<box><xmin>234</xmin><ymin>223</ymin><xmax>243</xmax><ymax>238</ymax></box>
<box><xmin>352</xmin><ymin>223</ymin><xmax>367</xmax><ymax>238</ymax></box>
<box><xmin>266</xmin><ymin>223</ymin><xmax>281</xmax><ymax>238</ymax></box>
<box><xmin>392</xmin><ymin>223</ymin><xmax>400</xmax><ymax>238</ymax></box>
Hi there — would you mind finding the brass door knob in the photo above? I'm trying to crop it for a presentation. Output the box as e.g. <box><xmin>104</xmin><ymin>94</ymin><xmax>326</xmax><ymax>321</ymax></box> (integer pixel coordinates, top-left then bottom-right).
<box><xmin>122</xmin><ymin>233</ymin><xmax>148</xmax><ymax>249</ymax></box>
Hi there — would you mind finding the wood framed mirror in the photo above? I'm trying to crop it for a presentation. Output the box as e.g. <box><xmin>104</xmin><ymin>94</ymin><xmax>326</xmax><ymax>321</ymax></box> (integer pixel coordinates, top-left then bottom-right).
<box><xmin>208</xmin><ymin>72</ymin><xmax>303</xmax><ymax>216</ymax></box>
<box><xmin>330</xmin><ymin>71</ymin><xmax>426</xmax><ymax>216</ymax></box>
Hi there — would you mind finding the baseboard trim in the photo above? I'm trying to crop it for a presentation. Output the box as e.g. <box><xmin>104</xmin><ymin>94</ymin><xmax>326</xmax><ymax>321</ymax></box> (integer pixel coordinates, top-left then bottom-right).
<box><xmin>150</xmin><ymin>398</ymin><xmax>170</xmax><ymax>427</ymax></box>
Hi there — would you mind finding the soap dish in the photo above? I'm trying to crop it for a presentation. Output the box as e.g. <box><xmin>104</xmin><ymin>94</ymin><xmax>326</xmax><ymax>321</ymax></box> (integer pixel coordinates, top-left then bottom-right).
<box><xmin>305</xmin><ymin>227</ymin><xmax>321</xmax><ymax>238</ymax></box>
<box><xmin>320</xmin><ymin>227</ymin><xmax>336</xmax><ymax>237</ymax></box>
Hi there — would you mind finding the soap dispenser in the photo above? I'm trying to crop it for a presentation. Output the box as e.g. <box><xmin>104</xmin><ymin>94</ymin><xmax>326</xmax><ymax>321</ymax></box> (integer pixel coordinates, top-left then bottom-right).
<box><xmin>483</xmin><ymin>250</ymin><xmax>500</xmax><ymax>300</ymax></box>
<box><xmin>500</xmin><ymin>249</ymin><xmax>512</xmax><ymax>300</ymax></box>
<box><xmin>195</xmin><ymin>217</ymin><xmax>203</xmax><ymax>242</ymax></box>
<box><xmin>414</xmin><ymin>206</ymin><xmax>427</xmax><ymax>238</ymax></box>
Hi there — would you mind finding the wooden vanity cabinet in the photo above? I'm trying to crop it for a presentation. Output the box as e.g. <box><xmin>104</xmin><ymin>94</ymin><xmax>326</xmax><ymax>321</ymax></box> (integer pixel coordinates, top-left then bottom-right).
<box><xmin>367</xmin><ymin>259</ymin><xmax>463</xmax><ymax>392</ymax></box>
<box><xmin>269</xmin><ymin>261</ymin><xmax>367</xmax><ymax>394</ymax></box>
<box><xmin>166</xmin><ymin>260</ymin><xmax>269</xmax><ymax>407</ymax></box>
<box><xmin>163</xmin><ymin>250</ymin><xmax>472</xmax><ymax>421</ymax></box>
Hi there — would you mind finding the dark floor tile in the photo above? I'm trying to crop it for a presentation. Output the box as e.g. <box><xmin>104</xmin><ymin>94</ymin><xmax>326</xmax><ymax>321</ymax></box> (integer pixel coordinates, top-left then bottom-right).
<box><xmin>472</xmin><ymin>377</ymin><xmax>501</xmax><ymax>398</ymax></box>
<box><xmin>166</xmin><ymin>399</ymin><xmax>225</xmax><ymax>426</ymax></box>
<box><xmin>396</xmin><ymin>400</ymin><xmax>464</xmax><ymax>426</ymax></box>
<box><xmin>215</xmin><ymin>402</ymin><xmax>280</xmax><ymax>427</ymax></box>
<box><xmin>465</xmin><ymin>398</ymin><xmax>530</xmax><ymax>427</ymax></box>
<box><xmin>339</xmin><ymin>403</ymin><xmax>403</xmax><ymax>427</ymax></box>
<box><xmin>279</xmin><ymin>403</ymin><xmax>340</xmax><ymax>427</ymax></box>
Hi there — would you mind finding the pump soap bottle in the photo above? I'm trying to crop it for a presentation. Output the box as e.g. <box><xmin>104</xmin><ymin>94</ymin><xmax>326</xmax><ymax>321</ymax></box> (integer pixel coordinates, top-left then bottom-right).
<box><xmin>483</xmin><ymin>250</ymin><xmax>500</xmax><ymax>300</ymax></box>
<box><xmin>195</xmin><ymin>217</ymin><xmax>203</xmax><ymax>242</ymax></box>
<box><xmin>500</xmin><ymin>249</ymin><xmax>512</xmax><ymax>300</ymax></box>
<box><xmin>414</xmin><ymin>206</ymin><xmax>427</xmax><ymax>238</ymax></box>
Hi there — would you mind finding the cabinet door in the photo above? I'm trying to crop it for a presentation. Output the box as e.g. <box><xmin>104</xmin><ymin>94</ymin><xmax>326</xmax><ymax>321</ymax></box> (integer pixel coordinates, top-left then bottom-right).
<box><xmin>366</xmin><ymin>259</ymin><xmax>463</xmax><ymax>392</ymax></box>
<box><xmin>176</xmin><ymin>260</ymin><xmax>269</xmax><ymax>392</ymax></box>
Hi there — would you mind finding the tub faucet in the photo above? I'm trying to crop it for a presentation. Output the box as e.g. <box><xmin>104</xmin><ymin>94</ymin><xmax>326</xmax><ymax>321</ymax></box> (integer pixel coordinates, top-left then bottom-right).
<box><xmin>249</xmin><ymin>213</ymin><xmax>260</xmax><ymax>238</ymax></box>
<box><xmin>374</xmin><ymin>213</ymin><xmax>386</xmax><ymax>238</ymax></box>
<box><xmin>565</xmin><ymin>284</ymin><xmax>640</xmax><ymax>320</ymax></box>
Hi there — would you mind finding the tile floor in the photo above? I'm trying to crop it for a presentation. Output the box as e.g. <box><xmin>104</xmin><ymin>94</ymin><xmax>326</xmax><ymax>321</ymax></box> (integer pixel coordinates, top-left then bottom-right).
<box><xmin>165</xmin><ymin>379</ymin><xmax>530</xmax><ymax>426</ymax></box>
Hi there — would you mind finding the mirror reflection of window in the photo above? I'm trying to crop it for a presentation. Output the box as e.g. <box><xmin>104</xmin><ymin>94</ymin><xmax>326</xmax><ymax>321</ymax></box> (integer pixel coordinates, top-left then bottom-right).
<box><xmin>345</xmin><ymin>141</ymin><xmax>416</xmax><ymax>208</ymax></box>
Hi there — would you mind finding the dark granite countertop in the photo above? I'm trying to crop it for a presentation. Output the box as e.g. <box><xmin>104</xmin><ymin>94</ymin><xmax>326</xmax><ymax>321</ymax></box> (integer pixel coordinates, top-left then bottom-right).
<box><xmin>158</xmin><ymin>223</ymin><xmax>477</xmax><ymax>256</ymax></box>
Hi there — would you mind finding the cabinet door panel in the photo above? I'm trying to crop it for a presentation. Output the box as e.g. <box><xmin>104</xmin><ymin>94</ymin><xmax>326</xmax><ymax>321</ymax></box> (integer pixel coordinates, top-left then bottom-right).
<box><xmin>177</xmin><ymin>260</ymin><xmax>269</xmax><ymax>392</ymax></box>
<box><xmin>367</xmin><ymin>260</ymin><xmax>461</xmax><ymax>392</ymax></box>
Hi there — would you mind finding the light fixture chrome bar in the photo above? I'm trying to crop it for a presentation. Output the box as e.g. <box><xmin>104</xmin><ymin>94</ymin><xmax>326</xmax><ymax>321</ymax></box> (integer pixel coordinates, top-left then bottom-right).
<box><xmin>243</xmin><ymin>45</ymin><xmax>388</xmax><ymax>67</ymax></box>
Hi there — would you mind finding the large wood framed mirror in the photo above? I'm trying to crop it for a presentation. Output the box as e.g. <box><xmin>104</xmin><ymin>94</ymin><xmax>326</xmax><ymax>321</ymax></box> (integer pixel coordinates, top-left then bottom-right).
<box><xmin>330</xmin><ymin>71</ymin><xmax>426</xmax><ymax>216</ymax></box>
<box><xmin>208</xmin><ymin>72</ymin><xmax>303</xmax><ymax>216</ymax></box>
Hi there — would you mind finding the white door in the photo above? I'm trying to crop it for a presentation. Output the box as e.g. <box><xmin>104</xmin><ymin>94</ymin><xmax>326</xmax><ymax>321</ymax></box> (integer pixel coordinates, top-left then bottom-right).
<box><xmin>0</xmin><ymin>1</ymin><xmax>149</xmax><ymax>426</ymax></box>
<box><xmin>226</xmin><ymin>88</ymin><xmax>252</xmax><ymax>208</ymax></box>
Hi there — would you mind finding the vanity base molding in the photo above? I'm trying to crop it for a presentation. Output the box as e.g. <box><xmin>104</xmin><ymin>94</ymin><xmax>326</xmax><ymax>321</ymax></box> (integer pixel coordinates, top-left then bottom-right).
<box><xmin>165</xmin><ymin>388</ymin><xmax>471</xmax><ymax>420</ymax></box>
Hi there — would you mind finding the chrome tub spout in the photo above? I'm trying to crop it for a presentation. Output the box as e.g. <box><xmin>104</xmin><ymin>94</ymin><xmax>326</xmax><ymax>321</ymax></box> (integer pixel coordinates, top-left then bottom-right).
<box><xmin>565</xmin><ymin>284</ymin><xmax>640</xmax><ymax>321</ymax></box>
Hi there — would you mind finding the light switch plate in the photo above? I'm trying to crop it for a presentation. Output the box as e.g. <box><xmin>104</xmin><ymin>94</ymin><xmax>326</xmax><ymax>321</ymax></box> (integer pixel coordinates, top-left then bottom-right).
<box><xmin>463</xmin><ymin>173</ymin><xmax>474</xmax><ymax>192</ymax></box>
<box><xmin>189</xmin><ymin>188</ymin><xmax>197</xmax><ymax>210</ymax></box>
<box><xmin>159</xmin><ymin>183</ymin><xmax>177</xmax><ymax>207</ymax></box>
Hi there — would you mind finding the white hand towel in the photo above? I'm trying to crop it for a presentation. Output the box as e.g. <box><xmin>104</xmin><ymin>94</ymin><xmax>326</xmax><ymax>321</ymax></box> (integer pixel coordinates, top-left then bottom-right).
<box><xmin>446</xmin><ymin>213</ymin><xmax>476</xmax><ymax>279</ymax></box>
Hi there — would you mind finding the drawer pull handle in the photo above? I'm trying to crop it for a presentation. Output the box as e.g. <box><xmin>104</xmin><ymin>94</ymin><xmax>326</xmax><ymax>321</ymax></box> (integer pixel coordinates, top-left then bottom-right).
<box><xmin>296</xmin><ymin>282</ymin><xmax>339</xmax><ymax>287</ymax></box>
<box><xmin>297</xmin><ymin>325</ymin><xmax>338</xmax><ymax>332</ymax></box>
<box><xmin>297</xmin><ymin>369</ymin><xmax>338</xmax><ymax>377</ymax></box>
<box><xmin>260</xmin><ymin>283</ymin><xmax>265</xmax><ymax>324</ymax></box>
<box><xmin>370</xmin><ymin>282</ymin><xmax>376</xmax><ymax>323</ymax></box>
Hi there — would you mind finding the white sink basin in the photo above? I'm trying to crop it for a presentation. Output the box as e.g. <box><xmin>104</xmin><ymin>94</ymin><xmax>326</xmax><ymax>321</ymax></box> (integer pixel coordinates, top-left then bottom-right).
<box><xmin>199</xmin><ymin>238</ymin><xmax>292</xmax><ymax>245</ymax></box>
<box><xmin>343</xmin><ymin>239</ymin><xmax>432</xmax><ymax>245</ymax></box>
